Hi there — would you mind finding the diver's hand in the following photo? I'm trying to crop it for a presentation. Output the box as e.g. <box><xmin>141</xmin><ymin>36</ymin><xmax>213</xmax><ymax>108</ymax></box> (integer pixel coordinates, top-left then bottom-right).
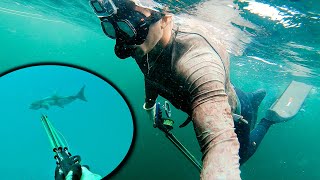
<box><xmin>55</xmin><ymin>155</ymin><xmax>82</xmax><ymax>180</ymax></box>
<box><xmin>66</xmin><ymin>166</ymin><xmax>102</xmax><ymax>180</ymax></box>
<box><xmin>55</xmin><ymin>163</ymin><xmax>82</xmax><ymax>180</ymax></box>
<box><xmin>59</xmin><ymin>155</ymin><xmax>81</xmax><ymax>175</ymax></box>
<box><xmin>65</xmin><ymin>163</ymin><xmax>82</xmax><ymax>180</ymax></box>
<box><xmin>56</xmin><ymin>164</ymin><xmax>101</xmax><ymax>180</ymax></box>
<box><xmin>143</xmin><ymin>102</ymin><xmax>156</xmax><ymax>127</ymax></box>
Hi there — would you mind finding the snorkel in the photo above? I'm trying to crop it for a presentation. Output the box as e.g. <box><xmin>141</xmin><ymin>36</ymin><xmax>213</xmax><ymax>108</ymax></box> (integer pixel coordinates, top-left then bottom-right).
<box><xmin>114</xmin><ymin>42</ymin><xmax>137</xmax><ymax>59</ymax></box>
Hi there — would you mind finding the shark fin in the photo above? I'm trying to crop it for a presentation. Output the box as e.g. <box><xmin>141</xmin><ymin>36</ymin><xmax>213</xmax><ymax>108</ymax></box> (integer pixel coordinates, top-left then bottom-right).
<box><xmin>51</xmin><ymin>94</ymin><xmax>59</xmax><ymax>99</ymax></box>
<box><xmin>51</xmin><ymin>90</ymin><xmax>59</xmax><ymax>98</ymax></box>
<box><xmin>76</xmin><ymin>85</ymin><xmax>87</xmax><ymax>102</ymax></box>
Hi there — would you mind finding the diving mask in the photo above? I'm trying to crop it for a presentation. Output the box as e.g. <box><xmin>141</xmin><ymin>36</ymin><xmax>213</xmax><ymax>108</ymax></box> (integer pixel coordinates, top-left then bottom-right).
<box><xmin>90</xmin><ymin>0</ymin><xmax>163</xmax><ymax>45</ymax></box>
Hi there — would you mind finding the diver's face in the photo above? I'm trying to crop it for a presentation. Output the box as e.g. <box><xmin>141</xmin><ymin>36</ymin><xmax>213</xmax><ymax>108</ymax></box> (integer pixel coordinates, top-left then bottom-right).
<box><xmin>131</xmin><ymin>7</ymin><xmax>164</xmax><ymax>58</ymax></box>
<box><xmin>114</xmin><ymin>6</ymin><xmax>164</xmax><ymax>59</ymax></box>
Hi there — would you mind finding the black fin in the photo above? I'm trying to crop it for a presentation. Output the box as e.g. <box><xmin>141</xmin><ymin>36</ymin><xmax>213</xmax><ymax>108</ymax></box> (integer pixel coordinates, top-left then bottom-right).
<box><xmin>249</xmin><ymin>89</ymin><xmax>266</xmax><ymax>128</ymax></box>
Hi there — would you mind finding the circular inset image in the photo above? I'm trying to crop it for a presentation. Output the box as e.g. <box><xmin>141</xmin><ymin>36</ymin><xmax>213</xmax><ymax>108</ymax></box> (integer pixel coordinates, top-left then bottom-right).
<box><xmin>0</xmin><ymin>64</ymin><xmax>134</xmax><ymax>179</ymax></box>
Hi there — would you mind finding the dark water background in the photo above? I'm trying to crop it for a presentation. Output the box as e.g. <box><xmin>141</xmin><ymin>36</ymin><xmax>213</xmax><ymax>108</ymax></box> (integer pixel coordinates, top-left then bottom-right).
<box><xmin>0</xmin><ymin>0</ymin><xmax>319</xmax><ymax>179</ymax></box>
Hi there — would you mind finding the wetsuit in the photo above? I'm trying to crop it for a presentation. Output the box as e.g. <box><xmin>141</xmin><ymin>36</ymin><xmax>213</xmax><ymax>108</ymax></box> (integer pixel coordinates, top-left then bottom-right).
<box><xmin>136</xmin><ymin>15</ymin><xmax>273</xmax><ymax>179</ymax></box>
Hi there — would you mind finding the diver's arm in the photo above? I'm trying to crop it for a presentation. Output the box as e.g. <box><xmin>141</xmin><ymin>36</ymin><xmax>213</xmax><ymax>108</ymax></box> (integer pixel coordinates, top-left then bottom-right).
<box><xmin>143</xmin><ymin>79</ymin><xmax>159</xmax><ymax>124</ymax></box>
<box><xmin>174</xmin><ymin>38</ymin><xmax>241</xmax><ymax>178</ymax></box>
<box><xmin>144</xmin><ymin>79</ymin><xmax>159</xmax><ymax>108</ymax></box>
<box><xmin>192</xmin><ymin>95</ymin><xmax>241</xmax><ymax>179</ymax></box>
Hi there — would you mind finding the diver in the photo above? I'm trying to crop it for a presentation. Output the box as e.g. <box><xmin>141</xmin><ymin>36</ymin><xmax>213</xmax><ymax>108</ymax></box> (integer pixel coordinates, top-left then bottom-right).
<box><xmin>40</xmin><ymin>115</ymin><xmax>102</xmax><ymax>180</ymax></box>
<box><xmin>89</xmin><ymin>0</ymin><xmax>301</xmax><ymax>179</ymax></box>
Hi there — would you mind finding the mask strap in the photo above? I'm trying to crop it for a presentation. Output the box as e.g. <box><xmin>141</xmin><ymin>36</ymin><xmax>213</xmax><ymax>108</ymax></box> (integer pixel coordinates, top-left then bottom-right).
<box><xmin>148</xmin><ymin>11</ymin><xmax>163</xmax><ymax>24</ymax></box>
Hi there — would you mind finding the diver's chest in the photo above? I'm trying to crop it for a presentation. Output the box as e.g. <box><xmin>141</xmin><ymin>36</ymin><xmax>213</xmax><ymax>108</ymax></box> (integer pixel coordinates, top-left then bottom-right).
<box><xmin>147</xmin><ymin>69</ymin><xmax>188</xmax><ymax>98</ymax></box>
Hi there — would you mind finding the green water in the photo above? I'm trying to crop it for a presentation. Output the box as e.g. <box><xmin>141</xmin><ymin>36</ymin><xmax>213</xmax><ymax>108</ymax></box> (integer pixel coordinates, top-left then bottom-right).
<box><xmin>0</xmin><ymin>0</ymin><xmax>319</xmax><ymax>179</ymax></box>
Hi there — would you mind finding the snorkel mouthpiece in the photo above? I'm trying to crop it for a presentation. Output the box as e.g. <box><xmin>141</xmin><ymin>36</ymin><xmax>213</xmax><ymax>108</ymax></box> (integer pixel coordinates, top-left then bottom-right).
<box><xmin>114</xmin><ymin>43</ymin><xmax>136</xmax><ymax>59</ymax></box>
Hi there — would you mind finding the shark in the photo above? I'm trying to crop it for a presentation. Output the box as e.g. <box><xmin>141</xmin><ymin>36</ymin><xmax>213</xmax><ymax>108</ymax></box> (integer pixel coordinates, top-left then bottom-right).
<box><xmin>29</xmin><ymin>85</ymin><xmax>87</xmax><ymax>110</ymax></box>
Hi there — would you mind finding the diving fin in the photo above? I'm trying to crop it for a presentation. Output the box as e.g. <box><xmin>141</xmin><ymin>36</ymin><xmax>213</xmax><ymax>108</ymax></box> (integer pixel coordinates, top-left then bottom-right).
<box><xmin>266</xmin><ymin>81</ymin><xmax>312</xmax><ymax>123</ymax></box>
<box><xmin>249</xmin><ymin>89</ymin><xmax>267</xmax><ymax>129</ymax></box>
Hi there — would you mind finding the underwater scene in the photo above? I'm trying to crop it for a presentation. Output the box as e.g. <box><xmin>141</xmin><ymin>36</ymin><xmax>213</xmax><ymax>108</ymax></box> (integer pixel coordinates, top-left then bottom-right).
<box><xmin>0</xmin><ymin>65</ymin><xmax>134</xmax><ymax>179</ymax></box>
<box><xmin>0</xmin><ymin>0</ymin><xmax>319</xmax><ymax>179</ymax></box>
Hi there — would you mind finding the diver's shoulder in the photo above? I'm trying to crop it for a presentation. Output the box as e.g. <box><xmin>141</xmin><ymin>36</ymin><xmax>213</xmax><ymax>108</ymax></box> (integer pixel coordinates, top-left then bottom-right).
<box><xmin>172</xmin><ymin>16</ymin><xmax>206</xmax><ymax>43</ymax></box>
<box><xmin>173</xmin><ymin>14</ymin><xmax>212</xmax><ymax>33</ymax></box>
<box><xmin>173</xmin><ymin>14</ymin><xmax>229</xmax><ymax>61</ymax></box>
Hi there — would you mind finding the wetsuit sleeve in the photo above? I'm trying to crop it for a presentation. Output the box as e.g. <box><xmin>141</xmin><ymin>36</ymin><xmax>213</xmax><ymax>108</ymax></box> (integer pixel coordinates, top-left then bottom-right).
<box><xmin>144</xmin><ymin>79</ymin><xmax>158</xmax><ymax>108</ymax></box>
<box><xmin>174</xmin><ymin>37</ymin><xmax>241</xmax><ymax>179</ymax></box>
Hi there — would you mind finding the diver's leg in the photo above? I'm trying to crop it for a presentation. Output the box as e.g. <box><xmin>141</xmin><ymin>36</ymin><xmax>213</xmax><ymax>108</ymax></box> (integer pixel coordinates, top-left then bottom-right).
<box><xmin>192</xmin><ymin>97</ymin><xmax>241</xmax><ymax>180</ymax></box>
<box><xmin>246</xmin><ymin>118</ymin><xmax>275</xmax><ymax>158</ymax></box>
<box><xmin>234</xmin><ymin>118</ymin><xmax>250</xmax><ymax>165</ymax></box>
<box><xmin>234</xmin><ymin>88</ymin><xmax>253</xmax><ymax>165</ymax></box>
<box><xmin>234</xmin><ymin>87</ymin><xmax>271</xmax><ymax>164</ymax></box>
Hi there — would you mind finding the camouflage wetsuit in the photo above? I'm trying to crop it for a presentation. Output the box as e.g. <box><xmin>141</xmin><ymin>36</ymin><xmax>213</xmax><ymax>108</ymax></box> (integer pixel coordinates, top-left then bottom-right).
<box><xmin>135</xmin><ymin>15</ymin><xmax>241</xmax><ymax>179</ymax></box>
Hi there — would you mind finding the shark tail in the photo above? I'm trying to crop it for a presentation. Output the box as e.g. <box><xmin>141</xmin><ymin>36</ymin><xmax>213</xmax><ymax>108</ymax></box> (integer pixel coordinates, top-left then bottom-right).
<box><xmin>76</xmin><ymin>85</ymin><xmax>87</xmax><ymax>102</ymax></box>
